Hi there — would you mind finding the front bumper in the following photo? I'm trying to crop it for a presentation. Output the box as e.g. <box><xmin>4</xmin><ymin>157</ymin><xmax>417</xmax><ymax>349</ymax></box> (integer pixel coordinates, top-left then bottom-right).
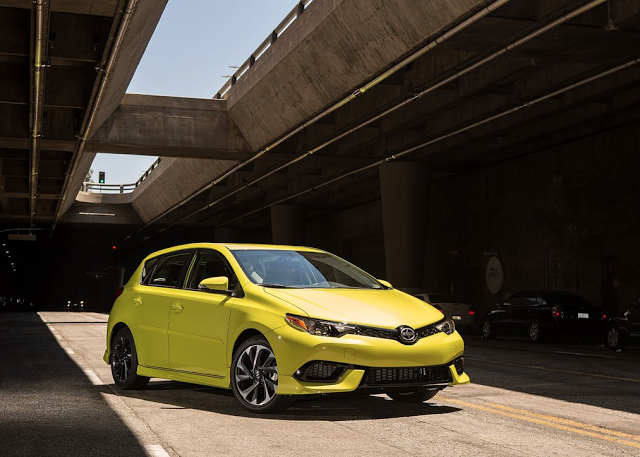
<box><xmin>268</xmin><ymin>324</ymin><xmax>469</xmax><ymax>395</ymax></box>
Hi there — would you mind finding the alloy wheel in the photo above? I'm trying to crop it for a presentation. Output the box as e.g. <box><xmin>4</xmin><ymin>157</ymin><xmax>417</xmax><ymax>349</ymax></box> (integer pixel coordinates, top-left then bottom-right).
<box><xmin>234</xmin><ymin>344</ymin><xmax>279</xmax><ymax>406</ymax></box>
<box><xmin>112</xmin><ymin>334</ymin><xmax>132</xmax><ymax>384</ymax></box>
<box><xmin>607</xmin><ymin>327</ymin><xmax>619</xmax><ymax>348</ymax></box>
<box><xmin>529</xmin><ymin>321</ymin><xmax>541</xmax><ymax>341</ymax></box>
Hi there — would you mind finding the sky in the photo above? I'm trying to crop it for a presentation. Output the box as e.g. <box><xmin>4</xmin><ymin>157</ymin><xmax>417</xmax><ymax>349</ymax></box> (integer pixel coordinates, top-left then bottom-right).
<box><xmin>90</xmin><ymin>0</ymin><xmax>298</xmax><ymax>184</ymax></box>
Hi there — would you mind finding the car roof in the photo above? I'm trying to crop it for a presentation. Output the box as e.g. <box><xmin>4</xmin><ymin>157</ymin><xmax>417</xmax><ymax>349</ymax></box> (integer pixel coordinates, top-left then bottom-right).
<box><xmin>141</xmin><ymin>243</ymin><xmax>325</xmax><ymax>262</ymax></box>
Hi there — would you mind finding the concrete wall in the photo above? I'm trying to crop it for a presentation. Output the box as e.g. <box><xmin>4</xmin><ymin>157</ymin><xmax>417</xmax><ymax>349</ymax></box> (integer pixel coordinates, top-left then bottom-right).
<box><xmin>428</xmin><ymin>119</ymin><xmax>640</xmax><ymax>315</ymax></box>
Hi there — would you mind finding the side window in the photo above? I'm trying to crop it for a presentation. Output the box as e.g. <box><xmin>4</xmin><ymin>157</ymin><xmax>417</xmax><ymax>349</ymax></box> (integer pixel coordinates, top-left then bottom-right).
<box><xmin>186</xmin><ymin>250</ymin><xmax>238</xmax><ymax>291</ymax></box>
<box><xmin>141</xmin><ymin>257</ymin><xmax>159</xmax><ymax>285</ymax></box>
<box><xmin>148</xmin><ymin>252</ymin><xmax>191</xmax><ymax>288</ymax></box>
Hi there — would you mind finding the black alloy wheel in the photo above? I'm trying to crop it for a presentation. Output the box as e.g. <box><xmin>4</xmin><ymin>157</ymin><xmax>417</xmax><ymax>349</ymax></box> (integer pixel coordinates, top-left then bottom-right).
<box><xmin>605</xmin><ymin>325</ymin><xmax>625</xmax><ymax>350</ymax></box>
<box><xmin>528</xmin><ymin>319</ymin><xmax>545</xmax><ymax>343</ymax></box>
<box><xmin>481</xmin><ymin>319</ymin><xmax>496</xmax><ymax>339</ymax></box>
<box><xmin>230</xmin><ymin>335</ymin><xmax>295</xmax><ymax>414</ymax></box>
<box><xmin>387</xmin><ymin>389</ymin><xmax>440</xmax><ymax>403</ymax></box>
<box><xmin>111</xmin><ymin>327</ymin><xmax>150</xmax><ymax>389</ymax></box>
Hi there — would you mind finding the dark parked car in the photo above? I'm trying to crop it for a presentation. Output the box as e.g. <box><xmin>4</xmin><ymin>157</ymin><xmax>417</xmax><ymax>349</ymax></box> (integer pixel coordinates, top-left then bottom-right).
<box><xmin>481</xmin><ymin>290</ymin><xmax>605</xmax><ymax>343</ymax></box>
<box><xmin>605</xmin><ymin>299</ymin><xmax>640</xmax><ymax>350</ymax></box>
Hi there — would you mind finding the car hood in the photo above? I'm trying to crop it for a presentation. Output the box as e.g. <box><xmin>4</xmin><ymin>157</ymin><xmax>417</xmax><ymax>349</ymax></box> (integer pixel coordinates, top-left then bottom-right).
<box><xmin>263</xmin><ymin>287</ymin><xmax>444</xmax><ymax>328</ymax></box>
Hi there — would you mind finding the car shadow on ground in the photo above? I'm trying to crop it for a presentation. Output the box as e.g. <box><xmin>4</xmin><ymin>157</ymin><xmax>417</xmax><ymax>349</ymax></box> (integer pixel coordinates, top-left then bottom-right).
<box><xmin>101</xmin><ymin>380</ymin><xmax>461</xmax><ymax>420</ymax></box>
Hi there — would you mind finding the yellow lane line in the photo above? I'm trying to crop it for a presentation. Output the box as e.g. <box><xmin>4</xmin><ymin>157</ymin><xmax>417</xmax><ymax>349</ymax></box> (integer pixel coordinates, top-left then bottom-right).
<box><xmin>440</xmin><ymin>396</ymin><xmax>640</xmax><ymax>450</ymax></box>
<box><xmin>466</xmin><ymin>357</ymin><xmax>640</xmax><ymax>384</ymax></box>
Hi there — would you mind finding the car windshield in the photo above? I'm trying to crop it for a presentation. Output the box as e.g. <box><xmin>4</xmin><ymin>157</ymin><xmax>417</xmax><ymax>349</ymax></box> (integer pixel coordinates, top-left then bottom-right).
<box><xmin>231</xmin><ymin>249</ymin><xmax>384</xmax><ymax>289</ymax></box>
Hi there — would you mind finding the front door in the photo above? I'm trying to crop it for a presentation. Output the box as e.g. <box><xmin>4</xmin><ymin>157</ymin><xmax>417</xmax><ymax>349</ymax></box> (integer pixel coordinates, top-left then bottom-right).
<box><xmin>168</xmin><ymin>250</ymin><xmax>237</xmax><ymax>377</ymax></box>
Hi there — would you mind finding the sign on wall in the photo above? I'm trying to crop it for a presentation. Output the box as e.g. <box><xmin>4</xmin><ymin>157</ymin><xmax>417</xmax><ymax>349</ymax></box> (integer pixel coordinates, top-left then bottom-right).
<box><xmin>486</xmin><ymin>256</ymin><xmax>504</xmax><ymax>294</ymax></box>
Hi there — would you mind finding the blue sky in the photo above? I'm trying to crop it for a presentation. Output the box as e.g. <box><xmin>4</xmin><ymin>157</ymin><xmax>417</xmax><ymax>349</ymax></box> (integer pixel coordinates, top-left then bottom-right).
<box><xmin>91</xmin><ymin>0</ymin><xmax>297</xmax><ymax>184</ymax></box>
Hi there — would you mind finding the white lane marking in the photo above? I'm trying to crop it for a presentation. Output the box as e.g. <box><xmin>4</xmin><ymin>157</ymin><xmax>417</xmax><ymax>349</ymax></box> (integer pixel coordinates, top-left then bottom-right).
<box><xmin>64</xmin><ymin>347</ymin><xmax>75</xmax><ymax>355</ymax></box>
<box><xmin>145</xmin><ymin>445</ymin><xmax>171</xmax><ymax>457</ymax></box>
<box><xmin>81</xmin><ymin>367</ymin><xmax>106</xmax><ymax>386</ymax></box>
<box><xmin>554</xmin><ymin>351</ymin><xmax>615</xmax><ymax>359</ymax></box>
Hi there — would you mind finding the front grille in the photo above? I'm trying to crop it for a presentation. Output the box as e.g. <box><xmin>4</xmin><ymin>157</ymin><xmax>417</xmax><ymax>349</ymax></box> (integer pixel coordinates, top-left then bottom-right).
<box><xmin>356</xmin><ymin>318</ymin><xmax>448</xmax><ymax>345</ymax></box>
<box><xmin>367</xmin><ymin>364</ymin><xmax>452</xmax><ymax>385</ymax></box>
<box><xmin>359</xmin><ymin>327</ymin><xmax>397</xmax><ymax>340</ymax></box>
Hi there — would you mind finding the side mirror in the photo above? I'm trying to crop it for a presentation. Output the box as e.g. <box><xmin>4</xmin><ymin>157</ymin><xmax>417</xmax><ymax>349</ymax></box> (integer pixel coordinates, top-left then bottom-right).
<box><xmin>377</xmin><ymin>279</ymin><xmax>393</xmax><ymax>289</ymax></box>
<box><xmin>198</xmin><ymin>276</ymin><xmax>233</xmax><ymax>296</ymax></box>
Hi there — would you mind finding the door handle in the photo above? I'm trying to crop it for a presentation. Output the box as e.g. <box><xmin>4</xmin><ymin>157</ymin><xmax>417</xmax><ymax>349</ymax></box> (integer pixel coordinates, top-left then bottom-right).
<box><xmin>133</xmin><ymin>297</ymin><xmax>143</xmax><ymax>307</ymax></box>
<box><xmin>171</xmin><ymin>303</ymin><xmax>184</xmax><ymax>313</ymax></box>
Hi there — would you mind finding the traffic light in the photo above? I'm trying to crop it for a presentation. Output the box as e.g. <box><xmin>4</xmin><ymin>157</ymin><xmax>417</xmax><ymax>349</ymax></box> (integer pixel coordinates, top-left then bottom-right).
<box><xmin>98</xmin><ymin>171</ymin><xmax>105</xmax><ymax>183</ymax></box>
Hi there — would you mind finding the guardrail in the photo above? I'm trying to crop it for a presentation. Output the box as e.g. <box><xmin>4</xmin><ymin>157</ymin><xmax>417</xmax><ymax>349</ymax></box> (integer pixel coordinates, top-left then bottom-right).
<box><xmin>82</xmin><ymin>157</ymin><xmax>163</xmax><ymax>194</ymax></box>
<box><xmin>215</xmin><ymin>0</ymin><xmax>315</xmax><ymax>99</ymax></box>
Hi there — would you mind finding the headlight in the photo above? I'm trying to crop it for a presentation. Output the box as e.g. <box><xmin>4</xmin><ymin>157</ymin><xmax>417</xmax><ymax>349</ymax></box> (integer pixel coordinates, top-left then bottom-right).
<box><xmin>435</xmin><ymin>318</ymin><xmax>455</xmax><ymax>335</ymax></box>
<box><xmin>285</xmin><ymin>314</ymin><xmax>358</xmax><ymax>337</ymax></box>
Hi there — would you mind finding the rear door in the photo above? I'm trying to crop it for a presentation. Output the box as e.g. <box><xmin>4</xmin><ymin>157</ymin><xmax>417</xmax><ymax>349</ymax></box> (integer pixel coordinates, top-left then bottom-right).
<box><xmin>130</xmin><ymin>251</ymin><xmax>192</xmax><ymax>369</ymax></box>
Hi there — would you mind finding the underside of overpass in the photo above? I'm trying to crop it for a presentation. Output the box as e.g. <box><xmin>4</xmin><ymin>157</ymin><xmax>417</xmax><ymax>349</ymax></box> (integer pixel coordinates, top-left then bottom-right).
<box><xmin>1</xmin><ymin>0</ymin><xmax>640</xmax><ymax>312</ymax></box>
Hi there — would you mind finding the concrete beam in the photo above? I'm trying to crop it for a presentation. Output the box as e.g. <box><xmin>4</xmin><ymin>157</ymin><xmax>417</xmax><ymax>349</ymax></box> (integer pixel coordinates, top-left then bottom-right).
<box><xmin>87</xmin><ymin>94</ymin><xmax>252</xmax><ymax>159</ymax></box>
<box><xmin>226</xmin><ymin>0</ymin><xmax>490</xmax><ymax>150</ymax></box>
<box><xmin>89</xmin><ymin>0</ymin><xmax>169</xmax><ymax>135</ymax></box>
<box><xmin>129</xmin><ymin>156</ymin><xmax>238</xmax><ymax>223</ymax></box>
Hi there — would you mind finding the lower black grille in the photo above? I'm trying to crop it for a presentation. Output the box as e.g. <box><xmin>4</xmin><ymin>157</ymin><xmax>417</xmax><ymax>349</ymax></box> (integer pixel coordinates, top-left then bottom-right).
<box><xmin>294</xmin><ymin>361</ymin><xmax>348</xmax><ymax>382</ymax></box>
<box><xmin>367</xmin><ymin>364</ymin><xmax>452</xmax><ymax>385</ymax></box>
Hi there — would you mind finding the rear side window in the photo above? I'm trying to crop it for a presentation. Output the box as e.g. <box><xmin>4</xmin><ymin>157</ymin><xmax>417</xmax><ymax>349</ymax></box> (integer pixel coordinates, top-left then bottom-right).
<box><xmin>141</xmin><ymin>257</ymin><xmax>159</xmax><ymax>285</ymax></box>
<box><xmin>148</xmin><ymin>252</ymin><xmax>192</xmax><ymax>288</ymax></box>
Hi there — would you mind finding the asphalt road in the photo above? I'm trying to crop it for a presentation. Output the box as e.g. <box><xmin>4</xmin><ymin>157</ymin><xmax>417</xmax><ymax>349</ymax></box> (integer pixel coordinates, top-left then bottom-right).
<box><xmin>1</xmin><ymin>312</ymin><xmax>639</xmax><ymax>456</ymax></box>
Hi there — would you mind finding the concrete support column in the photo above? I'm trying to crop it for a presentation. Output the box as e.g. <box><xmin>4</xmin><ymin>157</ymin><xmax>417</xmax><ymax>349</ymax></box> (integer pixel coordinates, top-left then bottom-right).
<box><xmin>271</xmin><ymin>205</ymin><xmax>307</xmax><ymax>245</ymax></box>
<box><xmin>379</xmin><ymin>162</ymin><xmax>432</xmax><ymax>293</ymax></box>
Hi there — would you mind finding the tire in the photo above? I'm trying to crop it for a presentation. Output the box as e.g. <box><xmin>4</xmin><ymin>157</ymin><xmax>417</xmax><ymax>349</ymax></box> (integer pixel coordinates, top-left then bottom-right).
<box><xmin>528</xmin><ymin>319</ymin><xmax>545</xmax><ymax>343</ymax></box>
<box><xmin>230</xmin><ymin>335</ymin><xmax>295</xmax><ymax>414</ymax></box>
<box><xmin>387</xmin><ymin>389</ymin><xmax>440</xmax><ymax>403</ymax></box>
<box><xmin>605</xmin><ymin>325</ymin><xmax>626</xmax><ymax>350</ymax></box>
<box><xmin>110</xmin><ymin>327</ymin><xmax>150</xmax><ymax>390</ymax></box>
<box><xmin>481</xmin><ymin>319</ymin><xmax>496</xmax><ymax>339</ymax></box>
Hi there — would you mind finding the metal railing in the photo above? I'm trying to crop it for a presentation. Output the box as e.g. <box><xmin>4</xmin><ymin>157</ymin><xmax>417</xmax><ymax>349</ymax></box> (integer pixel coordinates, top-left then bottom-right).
<box><xmin>81</xmin><ymin>182</ymin><xmax>137</xmax><ymax>194</ymax></box>
<box><xmin>215</xmin><ymin>0</ymin><xmax>315</xmax><ymax>99</ymax></box>
<box><xmin>82</xmin><ymin>157</ymin><xmax>163</xmax><ymax>194</ymax></box>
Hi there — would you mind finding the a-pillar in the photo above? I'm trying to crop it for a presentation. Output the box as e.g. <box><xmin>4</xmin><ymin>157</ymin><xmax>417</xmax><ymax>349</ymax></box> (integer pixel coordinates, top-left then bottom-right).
<box><xmin>379</xmin><ymin>162</ymin><xmax>431</xmax><ymax>294</ymax></box>
<box><xmin>270</xmin><ymin>205</ymin><xmax>307</xmax><ymax>245</ymax></box>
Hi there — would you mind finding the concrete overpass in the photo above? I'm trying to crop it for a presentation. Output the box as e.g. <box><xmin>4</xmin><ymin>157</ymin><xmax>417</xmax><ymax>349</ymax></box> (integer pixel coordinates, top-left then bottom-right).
<box><xmin>2</xmin><ymin>0</ymin><xmax>640</xmax><ymax>311</ymax></box>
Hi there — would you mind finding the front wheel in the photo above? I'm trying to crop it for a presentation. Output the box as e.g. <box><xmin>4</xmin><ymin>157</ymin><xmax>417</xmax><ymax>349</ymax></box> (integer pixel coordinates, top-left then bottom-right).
<box><xmin>605</xmin><ymin>325</ymin><xmax>625</xmax><ymax>350</ymax></box>
<box><xmin>230</xmin><ymin>336</ymin><xmax>295</xmax><ymax>414</ymax></box>
<box><xmin>110</xmin><ymin>327</ymin><xmax>149</xmax><ymax>389</ymax></box>
<box><xmin>387</xmin><ymin>389</ymin><xmax>439</xmax><ymax>403</ymax></box>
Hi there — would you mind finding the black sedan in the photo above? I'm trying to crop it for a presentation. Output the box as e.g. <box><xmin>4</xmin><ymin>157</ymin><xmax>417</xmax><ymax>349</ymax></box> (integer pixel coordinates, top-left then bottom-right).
<box><xmin>480</xmin><ymin>290</ymin><xmax>605</xmax><ymax>343</ymax></box>
<box><xmin>605</xmin><ymin>300</ymin><xmax>640</xmax><ymax>350</ymax></box>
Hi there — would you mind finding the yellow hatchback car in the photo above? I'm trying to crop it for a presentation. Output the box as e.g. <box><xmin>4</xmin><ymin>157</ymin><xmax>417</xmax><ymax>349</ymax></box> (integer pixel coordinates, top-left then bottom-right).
<box><xmin>104</xmin><ymin>243</ymin><xmax>469</xmax><ymax>413</ymax></box>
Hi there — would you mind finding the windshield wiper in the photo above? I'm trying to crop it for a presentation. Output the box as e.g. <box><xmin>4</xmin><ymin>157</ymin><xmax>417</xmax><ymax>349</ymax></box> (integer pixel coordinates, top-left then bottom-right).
<box><xmin>260</xmin><ymin>283</ymin><xmax>298</xmax><ymax>289</ymax></box>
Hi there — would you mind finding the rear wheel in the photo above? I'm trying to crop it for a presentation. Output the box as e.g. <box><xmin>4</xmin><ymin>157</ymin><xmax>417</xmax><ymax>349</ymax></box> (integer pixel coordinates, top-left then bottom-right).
<box><xmin>110</xmin><ymin>327</ymin><xmax>149</xmax><ymax>389</ymax></box>
<box><xmin>230</xmin><ymin>336</ymin><xmax>295</xmax><ymax>414</ymax></box>
<box><xmin>528</xmin><ymin>319</ymin><xmax>545</xmax><ymax>343</ymax></box>
<box><xmin>387</xmin><ymin>389</ymin><xmax>439</xmax><ymax>403</ymax></box>
<box><xmin>481</xmin><ymin>319</ymin><xmax>496</xmax><ymax>339</ymax></box>
<box><xmin>605</xmin><ymin>325</ymin><xmax>625</xmax><ymax>350</ymax></box>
